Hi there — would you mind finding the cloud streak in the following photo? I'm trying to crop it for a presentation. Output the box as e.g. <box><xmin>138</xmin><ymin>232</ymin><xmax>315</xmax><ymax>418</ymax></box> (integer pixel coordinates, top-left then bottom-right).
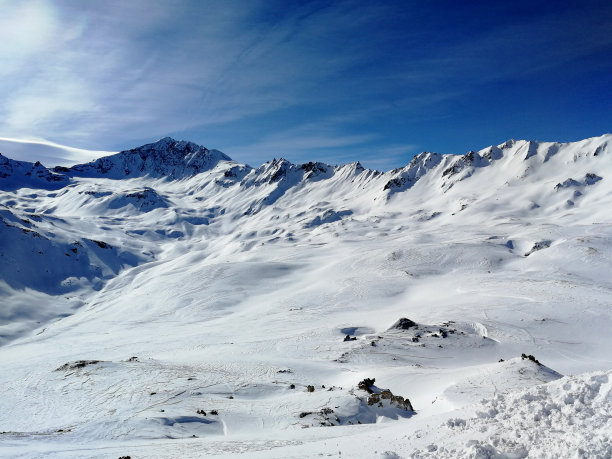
<box><xmin>0</xmin><ymin>136</ymin><xmax>114</xmax><ymax>166</ymax></box>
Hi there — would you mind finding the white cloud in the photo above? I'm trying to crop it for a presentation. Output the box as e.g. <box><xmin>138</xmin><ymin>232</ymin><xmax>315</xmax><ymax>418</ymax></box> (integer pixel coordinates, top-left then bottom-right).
<box><xmin>0</xmin><ymin>0</ymin><xmax>59</xmax><ymax>65</ymax></box>
<box><xmin>0</xmin><ymin>136</ymin><xmax>114</xmax><ymax>166</ymax></box>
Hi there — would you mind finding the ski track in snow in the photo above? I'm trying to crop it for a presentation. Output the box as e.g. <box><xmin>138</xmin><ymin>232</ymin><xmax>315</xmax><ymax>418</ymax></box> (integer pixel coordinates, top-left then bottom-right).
<box><xmin>0</xmin><ymin>135</ymin><xmax>611</xmax><ymax>457</ymax></box>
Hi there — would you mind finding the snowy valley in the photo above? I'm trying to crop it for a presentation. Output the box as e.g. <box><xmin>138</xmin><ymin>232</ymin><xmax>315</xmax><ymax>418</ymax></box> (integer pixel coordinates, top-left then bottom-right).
<box><xmin>0</xmin><ymin>135</ymin><xmax>611</xmax><ymax>458</ymax></box>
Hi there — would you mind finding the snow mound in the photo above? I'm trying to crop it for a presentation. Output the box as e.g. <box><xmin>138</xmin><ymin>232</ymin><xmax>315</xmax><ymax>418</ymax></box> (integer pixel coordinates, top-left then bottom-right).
<box><xmin>298</xmin><ymin>378</ymin><xmax>414</xmax><ymax>427</ymax></box>
<box><xmin>411</xmin><ymin>371</ymin><xmax>612</xmax><ymax>458</ymax></box>
<box><xmin>336</xmin><ymin>319</ymin><xmax>496</xmax><ymax>366</ymax></box>
<box><xmin>304</xmin><ymin>209</ymin><xmax>352</xmax><ymax>228</ymax></box>
<box><xmin>107</xmin><ymin>187</ymin><xmax>169</xmax><ymax>212</ymax></box>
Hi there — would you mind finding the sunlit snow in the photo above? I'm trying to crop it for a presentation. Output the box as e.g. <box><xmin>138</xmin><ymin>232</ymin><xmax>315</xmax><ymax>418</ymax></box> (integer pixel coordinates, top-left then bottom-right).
<box><xmin>0</xmin><ymin>135</ymin><xmax>610</xmax><ymax>458</ymax></box>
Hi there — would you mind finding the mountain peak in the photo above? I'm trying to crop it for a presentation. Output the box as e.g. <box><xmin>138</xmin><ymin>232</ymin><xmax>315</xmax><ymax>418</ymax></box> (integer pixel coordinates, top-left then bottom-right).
<box><xmin>143</xmin><ymin>137</ymin><xmax>202</xmax><ymax>152</ymax></box>
<box><xmin>67</xmin><ymin>138</ymin><xmax>232</xmax><ymax>179</ymax></box>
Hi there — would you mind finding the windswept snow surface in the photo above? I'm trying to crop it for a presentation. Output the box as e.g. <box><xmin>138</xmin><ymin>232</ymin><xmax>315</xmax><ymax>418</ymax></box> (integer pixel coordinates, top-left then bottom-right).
<box><xmin>0</xmin><ymin>135</ymin><xmax>611</xmax><ymax>458</ymax></box>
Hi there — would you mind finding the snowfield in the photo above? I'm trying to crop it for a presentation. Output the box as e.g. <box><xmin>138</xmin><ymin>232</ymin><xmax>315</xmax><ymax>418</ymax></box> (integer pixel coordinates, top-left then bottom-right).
<box><xmin>0</xmin><ymin>135</ymin><xmax>611</xmax><ymax>458</ymax></box>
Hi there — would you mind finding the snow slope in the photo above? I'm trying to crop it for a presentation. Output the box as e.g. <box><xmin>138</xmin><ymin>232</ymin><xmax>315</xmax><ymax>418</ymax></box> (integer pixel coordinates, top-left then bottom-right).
<box><xmin>0</xmin><ymin>135</ymin><xmax>611</xmax><ymax>458</ymax></box>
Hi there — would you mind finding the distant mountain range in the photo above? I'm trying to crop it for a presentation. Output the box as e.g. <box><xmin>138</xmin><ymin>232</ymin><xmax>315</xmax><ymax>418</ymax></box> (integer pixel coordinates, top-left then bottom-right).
<box><xmin>1</xmin><ymin>134</ymin><xmax>609</xmax><ymax>197</ymax></box>
<box><xmin>1</xmin><ymin>133</ymin><xmax>609</xmax><ymax>318</ymax></box>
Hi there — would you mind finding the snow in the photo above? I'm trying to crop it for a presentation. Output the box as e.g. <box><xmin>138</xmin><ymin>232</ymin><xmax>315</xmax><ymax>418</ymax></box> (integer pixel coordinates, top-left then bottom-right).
<box><xmin>409</xmin><ymin>370</ymin><xmax>611</xmax><ymax>458</ymax></box>
<box><xmin>0</xmin><ymin>134</ymin><xmax>611</xmax><ymax>457</ymax></box>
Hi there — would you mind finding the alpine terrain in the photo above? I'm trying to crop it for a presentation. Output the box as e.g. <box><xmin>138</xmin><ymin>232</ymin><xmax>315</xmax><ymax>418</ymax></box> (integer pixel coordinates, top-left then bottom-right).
<box><xmin>0</xmin><ymin>135</ymin><xmax>610</xmax><ymax>458</ymax></box>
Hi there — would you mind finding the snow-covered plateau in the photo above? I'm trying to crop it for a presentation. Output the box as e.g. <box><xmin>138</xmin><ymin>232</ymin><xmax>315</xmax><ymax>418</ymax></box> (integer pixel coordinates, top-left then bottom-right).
<box><xmin>0</xmin><ymin>135</ymin><xmax>610</xmax><ymax>458</ymax></box>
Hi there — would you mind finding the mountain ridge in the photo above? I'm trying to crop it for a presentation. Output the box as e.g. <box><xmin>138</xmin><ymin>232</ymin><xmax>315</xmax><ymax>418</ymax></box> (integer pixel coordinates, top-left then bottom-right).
<box><xmin>1</xmin><ymin>133</ymin><xmax>609</xmax><ymax>308</ymax></box>
<box><xmin>58</xmin><ymin>136</ymin><xmax>231</xmax><ymax>179</ymax></box>
<box><xmin>1</xmin><ymin>134</ymin><xmax>609</xmax><ymax>196</ymax></box>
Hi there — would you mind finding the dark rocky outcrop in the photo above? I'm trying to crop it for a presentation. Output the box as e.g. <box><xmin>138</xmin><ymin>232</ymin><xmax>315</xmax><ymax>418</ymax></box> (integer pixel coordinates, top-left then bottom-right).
<box><xmin>390</xmin><ymin>318</ymin><xmax>418</xmax><ymax>330</ymax></box>
<box><xmin>521</xmin><ymin>353</ymin><xmax>542</xmax><ymax>365</ymax></box>
<box><xmin>524</xmin><ymin>240</ymin><xmax>551</xmax><ymax>257</ymax></box>
<box><xmin>357</xmin><ymin>377</ymin><xmax>414</xmax><ymax>411</ymax></box>
<box><xmin>55</xmin><ymin>360</ymin><xmax>101</xmax><ymax>371</ymax></box>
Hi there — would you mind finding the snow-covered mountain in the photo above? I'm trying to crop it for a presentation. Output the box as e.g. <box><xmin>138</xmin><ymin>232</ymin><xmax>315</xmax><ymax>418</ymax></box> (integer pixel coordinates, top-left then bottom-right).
<box><xmin>0</xmin><ymin>134</ymin><xmax>610</xmax><ymax>458</ymax></box>
<box><xmin>0</xmin><ymin>153</ymin><xmax>69</xmax><ymax>190</ymax></box>
<box><xmin>58</xmin><ymin>137</ymin><xmax>231</xmax><ymax>179</ymax></box>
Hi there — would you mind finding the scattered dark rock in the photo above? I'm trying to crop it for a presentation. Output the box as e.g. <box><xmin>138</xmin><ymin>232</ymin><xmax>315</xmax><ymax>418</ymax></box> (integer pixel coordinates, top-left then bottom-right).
<box><xmin>343</xmin><ymin>334</ymin><xmax>357</xmax><ymax>341</ymax></box>
<box><xmin>289</xmin><ymin>384</ymin><xmax>295</xmax><ymax>389</ymax></box>
<box><xmin>196</xmin><ymin>409</ymin><xmax>206</xmax><ymax>416</ymax></box>
<box><xmin>54</xmin><ymin>360</ymin><xmax>101</xmax><ymax>371</ymax></box>
<box><xmin>228</xmin><ymin>395</ymin><xmax>234</xmax><ymax>399</ymax></box>
<box><xmin>88</xmin><ymin>239</ymin><xmax>111</xmax><ymax>249</ymax></box>
<box><xmin>210</xmin><ymin>410</ymin><xmax>218</xmax><ymax>415</ymax></box>
<box><xmin>521</xmin><ymin>353</ymin><xmax>541</xmax><ymax>365</ymax></box>
<box><xmin>118</xmin><ymin>456</ymin><xmax>131</xmax><ymax>459</ymax></box>
<box><xmin>356</xmin><ymin>379</ymin><xmax>414</xmax><ymax>411</ymax></box>
<box><xmin>584</xmin><ymin>173</ymin><xmax>602</xmax><ymax>185</ymax></box>
<box><xmin>306</xmin><ymin>385</ymin><xmax>315</xmax><ymax>392</ymax></box>
<box><xmin>367</xmin><ymin>389</ymin><xmax>414</xmax><ymax>411</ymax></box>
<box><xmin>442</xmin><ymin>164</ymin><xmax>459</xmax><ymax>178</ymax></box>
<box><xmin>357</xmin><ymin>378</ymin><xmax>376</xmax><ymax>394</ymax></box>
<box><xmin>126</xmin><ymin>356</ymin><xmax>139</xmax><ymax>362</ymax></box>
<box><xmin>383</xmin><ymin>178</ymin><xmax>404</xmax><ymax>191</ymax></box>
<box><xmin>150</xmin><ymin>392</ymin><xmax>156</xmax><ymax>395</ymax></box>
<box><xmin>21</xmin><ymin>228</ymin><xmax>41</xmax><ymax>237</ymax></box>
<box><xmin>335</xmin><ymin>351</ymin><xmax>349</xmax><ymax>363</ymax></box>
<box><xmin>370</xmin><ymin>341</ymin><xmax>376</xmax><ymax>346</ymax></box>
<box><xmin>524</xmin><ymin>240</ymin><xmax>551</xmax><ymax>256</ymax></box>
<box><xmin>300</xmin><ymin>161</ymin><xmax>328</xmax><ymax>175</ymax></box>
<box><xmin>390</xmin><ymin>318</ymin><xmax>418</xmax><ymax>330</ymax></box>
<box><xmin>554</xmin><ymin>178</ymin><xmax>582</xmax><ymax>190</ymax></box>
<box><xmin>277</xmin><ymin>369</ymin><xmax>292</xmax><ymax>373</ymax></box>
<box><xmin>299</xmin><ymin>411</ymin><xmax>312</xmax><ymax>418</ymax></box>
<box><xmin>412</xmin><ymin>337</ymin><xmax>419</xmax><ymax>343</ymax></box>
<box><xmin>499</xmin><ymin>359</ymin><xmax>505</xmax><ymax>362</ymax></box>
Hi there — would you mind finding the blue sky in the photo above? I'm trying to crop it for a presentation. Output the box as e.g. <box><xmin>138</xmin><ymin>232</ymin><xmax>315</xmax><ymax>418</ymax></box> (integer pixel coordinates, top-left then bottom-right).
<box><xmin>0</xmin><ymin>0</ymin><xmax>610</xmax><ymax>170</ymax></box>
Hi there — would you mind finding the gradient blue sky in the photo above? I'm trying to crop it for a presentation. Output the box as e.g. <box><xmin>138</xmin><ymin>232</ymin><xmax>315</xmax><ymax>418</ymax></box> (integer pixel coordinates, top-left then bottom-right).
<box><xmin>1</xmin><ymin>0</ymin><xmax>611</xmax><ymax>170</ymax></box>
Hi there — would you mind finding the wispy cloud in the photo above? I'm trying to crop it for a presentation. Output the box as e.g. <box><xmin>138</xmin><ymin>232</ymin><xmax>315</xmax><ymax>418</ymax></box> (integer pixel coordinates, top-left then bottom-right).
<box><xmin>0</xmin><ymin>0</ymin><xmax>381</xmax><ymax>146</ymax></box>
<box><xmin>0</xmin><ymin>136</ymin><xmax>114</xmax><ymax>166</ymax></box>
